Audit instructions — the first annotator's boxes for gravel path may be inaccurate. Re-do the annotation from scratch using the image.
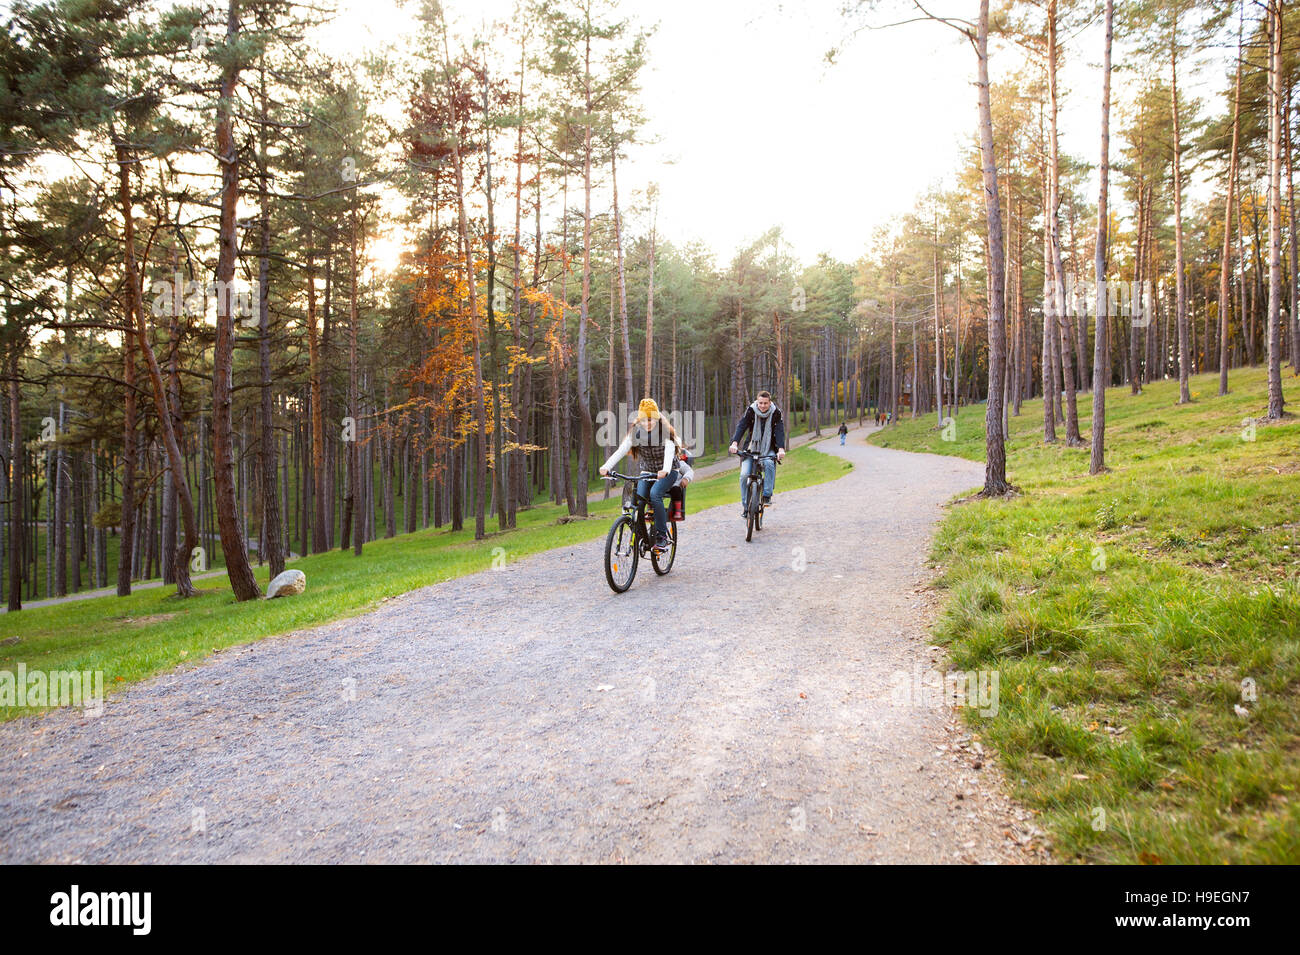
[0,432,1047,864]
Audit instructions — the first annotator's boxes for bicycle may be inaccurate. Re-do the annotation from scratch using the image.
[600,469,678,593]
[736,450,778,542]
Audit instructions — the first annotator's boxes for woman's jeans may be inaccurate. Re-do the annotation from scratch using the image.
[637,470,680,538]
[738,455,776,506]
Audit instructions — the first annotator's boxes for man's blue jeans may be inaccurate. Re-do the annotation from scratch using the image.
[637,470,679,538]
[840,433,846,444]
[739,455,775,507]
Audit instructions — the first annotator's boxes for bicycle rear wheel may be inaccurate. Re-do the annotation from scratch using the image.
[605,516,639,592]
[651,521,677,575]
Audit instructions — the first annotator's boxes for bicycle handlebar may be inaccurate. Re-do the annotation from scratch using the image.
[602,470,658,482]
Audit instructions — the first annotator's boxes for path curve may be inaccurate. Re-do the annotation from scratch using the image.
[0,433,1045,863]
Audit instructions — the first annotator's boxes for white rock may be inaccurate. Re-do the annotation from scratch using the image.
[266,569,306,598]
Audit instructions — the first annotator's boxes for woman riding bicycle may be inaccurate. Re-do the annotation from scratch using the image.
[599,398,687,551]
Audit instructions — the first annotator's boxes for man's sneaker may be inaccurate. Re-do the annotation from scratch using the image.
[762,495,772,505]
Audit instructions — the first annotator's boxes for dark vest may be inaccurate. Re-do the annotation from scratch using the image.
[632,421,675,474]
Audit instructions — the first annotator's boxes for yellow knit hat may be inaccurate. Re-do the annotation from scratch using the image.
[637,398,661,421]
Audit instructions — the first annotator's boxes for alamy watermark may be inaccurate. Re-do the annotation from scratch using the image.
[890,666,999,717]
[150,273,260,327]
[1,664,104,716]
[1050,275,1155,329]
[49,885,151,935]
[595,402,706,450]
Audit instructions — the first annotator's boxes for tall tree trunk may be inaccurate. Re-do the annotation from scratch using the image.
[909,301,917,420]
[72,447,84,594]
[115,140,138,599]
[209,0,260,600]
[1013,194,1027,413]
[573,25,595,519]
[1284,85,1294,376]
[510,40,529,525]
[558,167,576,514]
[605,261,616,489]
[1287,82,1299,376]
[733,297,745,419]
[441,21,489,536]
[346,209,361,555]
[1265,0,1286,418]
[933,210,943,426]
[976,0,1011,494]
[854,319,863,425]
[1171,11,1192,404]
[646,193,657,401]
[1237,161,1249,373]
[1008,205,1020,413]
[1090,0,1113,475]
[307,244,328,551]
[1047,0,1082,444]
[1250,191,1263,366]
[257,63,284,579]
[955,235,963,417]
[137,342,199,598]
[6,355,21,611]
[1131,172,1146,393]
[54,290,70,596]
[481,79,508,531]
[384,413,396,539]
[889,280,898,421]
[1043,199,1059,443]
[1220,11,1243,396]
[611,148,635,409]
[119,149,199,597]
[159,265,177,587]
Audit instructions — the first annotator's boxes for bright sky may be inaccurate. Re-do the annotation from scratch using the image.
[322,0,1232,268]
[622,1,979,265]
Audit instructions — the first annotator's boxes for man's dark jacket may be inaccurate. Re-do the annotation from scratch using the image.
[731,404,786,453]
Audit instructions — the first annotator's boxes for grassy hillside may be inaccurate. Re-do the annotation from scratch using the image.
[0,443,850,721]
[871,366,1300,863]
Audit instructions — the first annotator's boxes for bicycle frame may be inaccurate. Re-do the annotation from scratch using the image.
[601,468,679,592]
[604,469,659,550]
[736,450,777,541]
[737,451,777,505]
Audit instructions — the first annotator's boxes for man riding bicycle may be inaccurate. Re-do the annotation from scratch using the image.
[729,390,786,518]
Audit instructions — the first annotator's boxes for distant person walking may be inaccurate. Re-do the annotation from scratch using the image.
[838,421,848,445]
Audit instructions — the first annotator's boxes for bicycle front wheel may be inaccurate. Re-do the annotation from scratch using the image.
[605,515,639,593]
[746,484,760,542]
[651,521,677,575]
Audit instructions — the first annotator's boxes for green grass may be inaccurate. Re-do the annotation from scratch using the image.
[870,366,1300,863]
[0,442,851,720]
